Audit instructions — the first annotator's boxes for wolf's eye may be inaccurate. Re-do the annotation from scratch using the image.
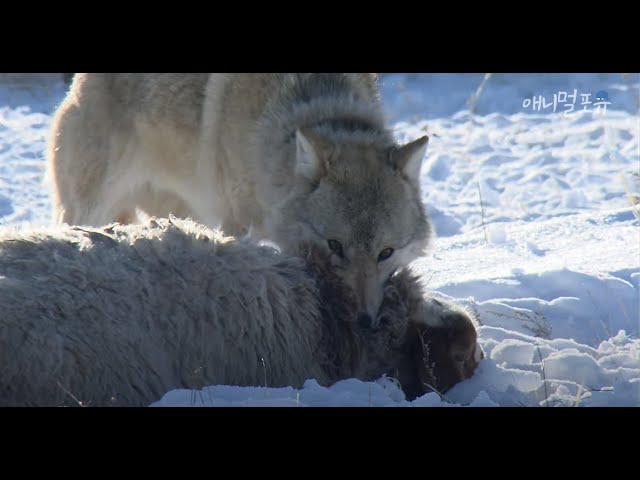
[327,239,344,258]
[378,247,394,262]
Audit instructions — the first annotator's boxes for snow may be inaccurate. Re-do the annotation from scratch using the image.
[1,72,638,407]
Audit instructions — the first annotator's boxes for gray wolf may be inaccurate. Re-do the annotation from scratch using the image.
[0,217,479,407]
[47,73,432,327]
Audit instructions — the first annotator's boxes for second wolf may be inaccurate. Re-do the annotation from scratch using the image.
[48,73,432,326]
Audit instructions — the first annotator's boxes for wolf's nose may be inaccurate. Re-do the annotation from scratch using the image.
[357,312,373,328]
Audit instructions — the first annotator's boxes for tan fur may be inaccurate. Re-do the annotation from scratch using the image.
[47,73,432,324]
[0,217,478,406]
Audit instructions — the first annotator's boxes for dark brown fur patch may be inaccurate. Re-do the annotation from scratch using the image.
[301,247,482,400]
[377,268,482,400]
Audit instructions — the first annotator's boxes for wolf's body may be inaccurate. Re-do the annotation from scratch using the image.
[0,218,479,407]
[47,73,432,324]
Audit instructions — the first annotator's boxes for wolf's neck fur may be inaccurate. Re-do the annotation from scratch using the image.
[260,74,395,149]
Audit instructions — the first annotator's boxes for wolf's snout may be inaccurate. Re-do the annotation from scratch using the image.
[357,312,373,328]
[350,268,384,329]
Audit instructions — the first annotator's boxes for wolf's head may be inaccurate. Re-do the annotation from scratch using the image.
[272,128,433,328]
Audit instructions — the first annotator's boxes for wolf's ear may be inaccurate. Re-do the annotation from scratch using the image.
[391,136,429,186]
[295,128,334,183]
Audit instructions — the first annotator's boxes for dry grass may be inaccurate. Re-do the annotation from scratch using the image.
[535,344,549,407]
[477,181,488,243]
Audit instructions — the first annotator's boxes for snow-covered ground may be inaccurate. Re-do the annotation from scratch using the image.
[1,73,638,407]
